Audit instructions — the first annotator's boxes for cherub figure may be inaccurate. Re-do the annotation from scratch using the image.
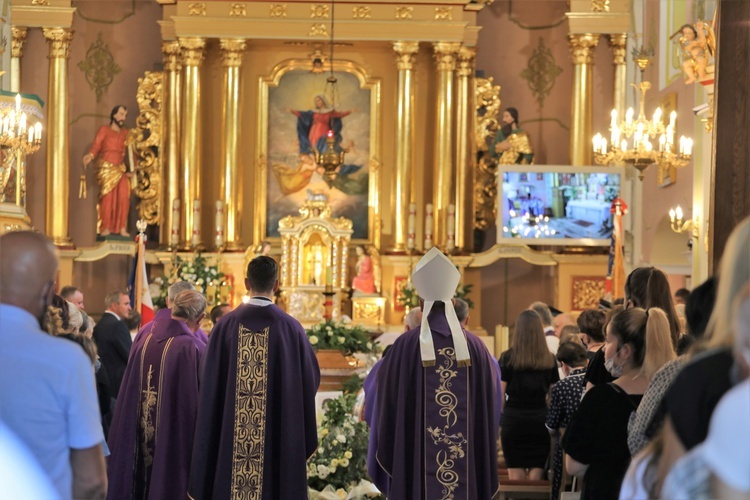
[677,22,710,84]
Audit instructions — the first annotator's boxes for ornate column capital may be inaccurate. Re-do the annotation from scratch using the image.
[457,46,477,77]
[42,28,74,59]
[607,33,627,65]
[393,41,419,71]
[162,40,182,72]
[433,42,461,72]
[11,27,28,58]
[219,38,247,67]
[568,33,599,65]
[179,37,206,67]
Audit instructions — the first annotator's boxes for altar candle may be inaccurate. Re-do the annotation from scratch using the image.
[446,204,456,251]
[407,203,416,251]
[215,200,225,248]
[170,199,180,246]
[325,265,333,286]
[192,199,201,247]
[424,203,434,250]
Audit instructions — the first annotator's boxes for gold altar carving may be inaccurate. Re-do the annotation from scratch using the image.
[395,6,414,20]
[11,27,28,59]
[434,7,452,21]
[131,71,163,225]
[474,76,501,230]
[269,4,288,17]
[352,6,372,19]
[571,276,607,311]
[188,2,206,16]
[591,0,610,13]
[310,4,329,18]
[309,23,328,37]
[229,3,247,17]
[278,200,353,323]
[352,296,386,327]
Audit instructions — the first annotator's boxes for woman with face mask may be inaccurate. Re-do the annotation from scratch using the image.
[562,307,673,500]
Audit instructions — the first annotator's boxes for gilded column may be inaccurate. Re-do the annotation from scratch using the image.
[161,40,182,248]
[608,34,627,120]
[455,46,476,253]
[219,39,246,251]
[11,27,28,93]
[392,41,419,253]
[179,37,205,248]
[568,34,599,166]
[432,42,460,248]
[43,28,74,247]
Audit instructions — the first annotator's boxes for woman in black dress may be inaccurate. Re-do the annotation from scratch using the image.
[499,310,559,480]
[563,307,669,499]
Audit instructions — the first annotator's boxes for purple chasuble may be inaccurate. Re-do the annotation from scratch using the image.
[107,313,206,500]
[363,358,390,495]
[376,310,502,499]
[188,301,320,500]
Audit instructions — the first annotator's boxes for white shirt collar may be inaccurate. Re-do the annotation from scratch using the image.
[105,310,121,321]
[247,296,273,307]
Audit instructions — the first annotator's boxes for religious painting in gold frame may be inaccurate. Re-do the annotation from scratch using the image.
[657,92,678,187]
[255,59,381,246]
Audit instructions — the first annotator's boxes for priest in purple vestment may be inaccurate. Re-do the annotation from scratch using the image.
[107,289,208,500]
[375,247,503,499]
[188,255,320,500]
[131,281,206,353]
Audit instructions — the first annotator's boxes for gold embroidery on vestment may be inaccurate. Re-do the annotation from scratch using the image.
[426,347,468,500]
[231,325,270,499]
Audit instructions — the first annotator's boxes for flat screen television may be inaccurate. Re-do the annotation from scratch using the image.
[496,165,626,246]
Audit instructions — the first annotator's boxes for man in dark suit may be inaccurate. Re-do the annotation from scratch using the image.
[93,291,132,401]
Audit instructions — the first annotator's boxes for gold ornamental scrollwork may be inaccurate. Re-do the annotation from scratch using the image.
[31,0,50,5]
[131,71,163,225]
[188,2,207,16]
[179,37,205,67]
[520,38,562,109]
[269,4,287,17]
[229,3,247,17]
[353,301,382,321]
[395,6,413,20]
[352,6,371,19]
[591,0,610,12]
[310,4,329,18]
[42,28,73,59]
[568,33,599,65]
[433,42,460,72]
[474,77,501,230]
[11,27,28,59]
[434,7,453,21]
[309,23,328,37]
[571,277,607,310]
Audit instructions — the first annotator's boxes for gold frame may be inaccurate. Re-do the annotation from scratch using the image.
[254,58,382,248]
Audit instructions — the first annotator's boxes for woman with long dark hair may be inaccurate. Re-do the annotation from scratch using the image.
[499,310,559,480]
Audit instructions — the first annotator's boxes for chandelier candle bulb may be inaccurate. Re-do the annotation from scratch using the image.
[669,111,677,128]
[676,205,683,221]
[621,139,627,151]
[19,114,26,133]
[669,208,676,222]
[659,134,666,152]
[34,123,42,144]
[14,93,20,113]
[626,108,634,125]
[28,126,34,144]
[652,107,662,126]
[192,199,201,247]
[610,109,618,127]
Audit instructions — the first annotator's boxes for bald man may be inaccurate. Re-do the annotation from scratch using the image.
[0,231,106,499]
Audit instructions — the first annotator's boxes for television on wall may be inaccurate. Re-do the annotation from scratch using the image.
[496,165,626,246]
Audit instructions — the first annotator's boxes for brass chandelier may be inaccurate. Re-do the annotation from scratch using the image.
[593,82,693,180]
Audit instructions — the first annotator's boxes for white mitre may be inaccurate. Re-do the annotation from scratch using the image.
[411,247,471,367]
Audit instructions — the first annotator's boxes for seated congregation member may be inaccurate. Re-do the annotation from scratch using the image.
[564,307,670,499]
[656,216,750,492]
[661,285,750,499]
[376,248,502,499]
[547,341,588,499]
[189,256,320,500]
[499,310,559,480]
[108,290,208,500]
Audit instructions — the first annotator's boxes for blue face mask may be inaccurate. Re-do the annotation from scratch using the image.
[604,346,624,377]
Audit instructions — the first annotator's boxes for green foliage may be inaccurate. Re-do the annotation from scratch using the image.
[306,319,380,355]
[341,374,364,395]
[397,282,475,309]
[307,393,371,492]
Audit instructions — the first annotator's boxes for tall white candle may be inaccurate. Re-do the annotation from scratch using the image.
[215,200,225,248]
[424,203,434,250]
[170,199,180,247]
[192,199,201,247]
[446,204,456,252]
[407,203,416,251]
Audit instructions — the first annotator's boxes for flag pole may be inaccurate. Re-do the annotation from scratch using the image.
[135,219,148,315]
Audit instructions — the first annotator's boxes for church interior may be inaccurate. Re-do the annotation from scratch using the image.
[2,0,750,497]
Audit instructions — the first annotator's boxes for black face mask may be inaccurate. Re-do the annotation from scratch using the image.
[36,281,54,330]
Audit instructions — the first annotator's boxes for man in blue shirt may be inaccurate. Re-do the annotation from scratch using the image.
[0,231,107,499]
